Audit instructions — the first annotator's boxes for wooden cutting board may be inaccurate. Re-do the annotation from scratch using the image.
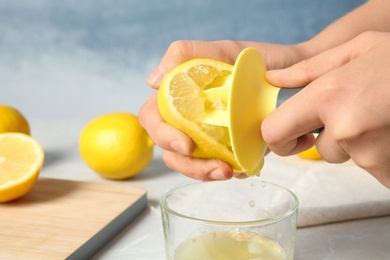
[0,178,147,260]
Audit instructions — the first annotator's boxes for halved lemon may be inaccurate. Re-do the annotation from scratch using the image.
[158,48,280,176]
[158,59,243,172]
[0,133,44,202]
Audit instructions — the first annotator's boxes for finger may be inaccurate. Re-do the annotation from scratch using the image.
[316,126,390,188]
[353,145,390,189]
[314,130,350,163]
[162,150,234,181]
[147,40,245,88]
[138,92,194,155]
[266,37,364,88]
[315,113,390,188]
[261,85,321,156]
[348,126,390,189]
[147,40,302,89]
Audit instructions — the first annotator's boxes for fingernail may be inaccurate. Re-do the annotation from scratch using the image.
[147,64,165,86]
[209,169,227,180]
[169,140,190,155]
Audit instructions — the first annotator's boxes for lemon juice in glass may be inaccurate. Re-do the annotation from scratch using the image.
[160,179,298,260]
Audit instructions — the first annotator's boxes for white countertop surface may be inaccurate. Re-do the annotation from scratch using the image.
[31,119,390,260]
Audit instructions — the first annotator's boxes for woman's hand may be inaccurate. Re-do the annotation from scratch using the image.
[264,31,390,188]
[139,40,306,181]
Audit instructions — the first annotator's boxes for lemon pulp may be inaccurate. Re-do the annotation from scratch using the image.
[158,60,244,172]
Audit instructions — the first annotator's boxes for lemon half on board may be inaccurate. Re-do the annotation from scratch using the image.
[158,48,282,176]
[0,133,44,202]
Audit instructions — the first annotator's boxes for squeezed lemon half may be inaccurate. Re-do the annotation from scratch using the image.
[158,59,244,172]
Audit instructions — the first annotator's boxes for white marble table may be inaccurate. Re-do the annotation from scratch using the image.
[30,119,390,260]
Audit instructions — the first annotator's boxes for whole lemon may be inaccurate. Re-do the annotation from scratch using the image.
[79,112,154,179]
[0,104,30,135]
[297,134,322,160]
[298,145,323,160]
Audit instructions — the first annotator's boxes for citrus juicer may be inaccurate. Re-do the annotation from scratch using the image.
[202,47,319,175]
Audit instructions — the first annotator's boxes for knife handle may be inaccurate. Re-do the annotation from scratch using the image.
[276,87,323,134]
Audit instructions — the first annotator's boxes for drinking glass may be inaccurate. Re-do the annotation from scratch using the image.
[160,178,299,260]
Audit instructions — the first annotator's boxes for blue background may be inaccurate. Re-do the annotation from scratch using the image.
[1,0,365,119]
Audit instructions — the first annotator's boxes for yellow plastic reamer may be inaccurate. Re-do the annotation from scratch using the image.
[202,48,309,175]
